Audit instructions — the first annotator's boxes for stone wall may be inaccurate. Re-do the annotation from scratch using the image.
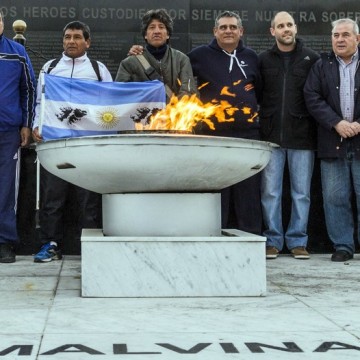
[4,0,358,254]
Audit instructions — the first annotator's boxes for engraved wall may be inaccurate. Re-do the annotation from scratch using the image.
[2,0,358,254]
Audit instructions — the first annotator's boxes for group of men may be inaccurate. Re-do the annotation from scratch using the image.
[0,8,359,264]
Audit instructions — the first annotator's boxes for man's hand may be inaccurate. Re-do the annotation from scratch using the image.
[20,127,31,147]
[334,120,360,138]
[32,127,43,143]
[128,45,144,56]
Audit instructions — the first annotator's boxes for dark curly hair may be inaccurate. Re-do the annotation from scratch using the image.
[141,9,174,40]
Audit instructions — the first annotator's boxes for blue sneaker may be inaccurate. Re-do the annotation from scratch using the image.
[34,242,62,263]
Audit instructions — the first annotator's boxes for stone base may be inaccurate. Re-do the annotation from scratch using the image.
[102,193,221,237]
[81,229,266,298]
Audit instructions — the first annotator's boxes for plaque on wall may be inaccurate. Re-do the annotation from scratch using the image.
[2,0,359,75]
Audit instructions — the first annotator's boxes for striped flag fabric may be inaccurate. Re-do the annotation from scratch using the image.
[40,74,166,140]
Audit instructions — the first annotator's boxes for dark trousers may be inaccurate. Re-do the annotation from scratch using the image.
[221,172,262,235]
[0,131,20,244]
[39,166,101,247]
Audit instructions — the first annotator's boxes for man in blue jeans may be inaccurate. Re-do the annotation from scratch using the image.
[304,18,360,262]
[259,12,319,259]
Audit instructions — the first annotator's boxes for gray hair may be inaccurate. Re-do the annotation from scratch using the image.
[214,11,242,28]
[331,18,359,35]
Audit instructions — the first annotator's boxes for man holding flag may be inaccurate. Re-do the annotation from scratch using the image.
[32,21,112,262]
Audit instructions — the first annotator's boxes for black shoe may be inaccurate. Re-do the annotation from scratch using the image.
[0,243,16,263]
[331,250,353,262]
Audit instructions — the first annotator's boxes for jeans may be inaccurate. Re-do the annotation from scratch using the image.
[261,148,314,250]
[321,150,360,254]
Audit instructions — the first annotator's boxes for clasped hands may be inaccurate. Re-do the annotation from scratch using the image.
[334,120,360,139]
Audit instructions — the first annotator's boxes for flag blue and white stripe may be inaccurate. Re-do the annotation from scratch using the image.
[41,74,166,140]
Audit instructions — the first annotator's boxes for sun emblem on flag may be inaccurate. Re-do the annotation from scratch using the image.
[96,108,120,129]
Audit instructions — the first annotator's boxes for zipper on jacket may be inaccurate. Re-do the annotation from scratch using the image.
[70,58,75,78]
[279,70,287,144]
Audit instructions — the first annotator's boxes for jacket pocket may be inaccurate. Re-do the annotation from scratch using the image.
[289,111,316,141]
[262,68,280,76]
[292,68,308,78]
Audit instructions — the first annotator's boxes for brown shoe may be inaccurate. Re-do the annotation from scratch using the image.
[266,246,279,259]
[291,247,310,260]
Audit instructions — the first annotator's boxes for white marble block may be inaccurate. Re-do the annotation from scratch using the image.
[81,229,266,298]
[102,193,221,237]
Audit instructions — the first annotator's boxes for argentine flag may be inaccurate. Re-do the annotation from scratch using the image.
[40,74,166,141]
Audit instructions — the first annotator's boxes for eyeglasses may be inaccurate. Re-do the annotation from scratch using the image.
[216,25,240,31]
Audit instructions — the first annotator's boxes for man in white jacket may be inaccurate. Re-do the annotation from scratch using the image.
[32,21,112,262]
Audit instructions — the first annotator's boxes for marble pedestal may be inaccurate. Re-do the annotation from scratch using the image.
[81,228,266,298]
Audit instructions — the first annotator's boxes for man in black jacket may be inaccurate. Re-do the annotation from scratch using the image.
[304,18,360,262]
[259,12,319,259]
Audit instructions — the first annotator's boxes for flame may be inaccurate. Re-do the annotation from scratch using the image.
[134,82,258,131]
[244,84,254,91]
[136,94,238,131]
[241,106,252,115]
[247,112,258,123]
[220,86,236,97]
[198,82,209,90]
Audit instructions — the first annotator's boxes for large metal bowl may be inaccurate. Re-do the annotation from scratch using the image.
[36,133,275,194]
